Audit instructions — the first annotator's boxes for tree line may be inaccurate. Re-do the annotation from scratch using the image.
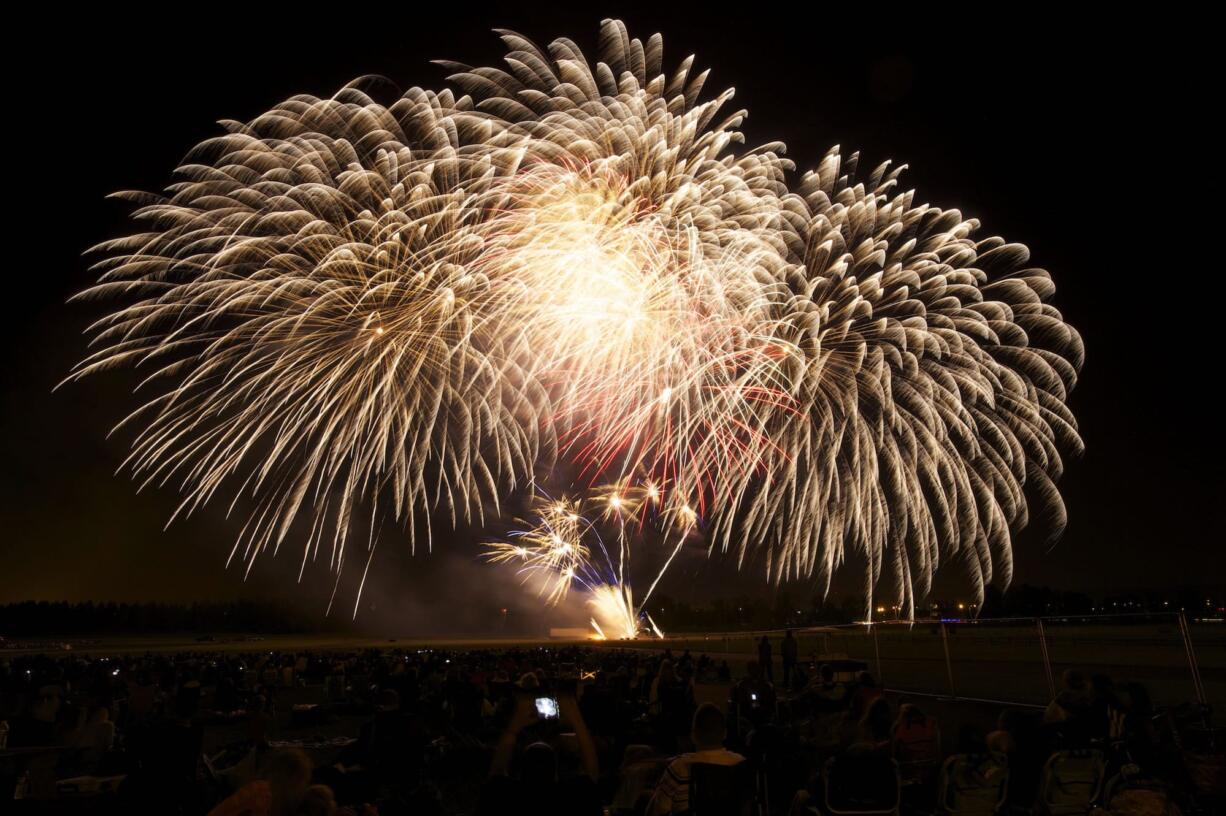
[0,600,357,636]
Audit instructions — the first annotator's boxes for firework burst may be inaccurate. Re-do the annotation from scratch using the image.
[71,19,1082,619]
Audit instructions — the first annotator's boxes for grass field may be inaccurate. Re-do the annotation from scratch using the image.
[630,620,1226,710]
[7,619,1223,711]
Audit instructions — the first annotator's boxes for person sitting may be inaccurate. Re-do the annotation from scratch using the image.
[477,684,601,816]
[648,703,746,815]
[301,784,337,816]
[852,697,893,754]
[1045,669,1091,723]
[940,727,1009,814]
[70,704,115,768]
[807,663,849,713]
[733,660,776,730]
[207,748,315,816]
[650,659,680,711]
[893,704,940,783]
[849,671,882,719]
[1044,669,1093,746]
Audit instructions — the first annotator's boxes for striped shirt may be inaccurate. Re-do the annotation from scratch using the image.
[649,749,746,814]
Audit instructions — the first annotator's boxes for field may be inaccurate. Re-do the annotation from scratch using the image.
[631,619,1226,711]
[7,619,1224,711]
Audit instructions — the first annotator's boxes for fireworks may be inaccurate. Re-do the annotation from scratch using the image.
[71,19,1082,621]
[483,486,690,637]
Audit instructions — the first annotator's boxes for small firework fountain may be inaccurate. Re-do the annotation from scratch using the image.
[484,484,690,638]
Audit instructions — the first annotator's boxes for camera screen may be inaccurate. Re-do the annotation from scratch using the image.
[534,696,559,719]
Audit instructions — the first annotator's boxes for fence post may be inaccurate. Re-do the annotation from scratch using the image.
[1036,618,1056,699]
[871,624,884,686]
[1176,612,1207,705]
[940,622,957,699]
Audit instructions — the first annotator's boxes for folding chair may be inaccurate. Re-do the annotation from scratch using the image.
[937,753,1009,815]
[690,760,758,816]
[1038,748,1105,815]
[823,753,901,815]
[1103,766,1183,816]
[895,715,942,785]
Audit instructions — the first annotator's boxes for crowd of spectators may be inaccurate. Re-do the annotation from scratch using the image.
[0,634,1220,814]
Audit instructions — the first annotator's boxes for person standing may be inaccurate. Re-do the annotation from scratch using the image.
[757,635,773,682]
[781,630,799,689]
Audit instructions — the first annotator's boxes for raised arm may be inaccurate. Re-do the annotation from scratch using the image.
[558,692,599,782]
[489,694,536,777]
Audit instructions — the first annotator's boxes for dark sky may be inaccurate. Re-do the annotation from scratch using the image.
[2,6,1221,623]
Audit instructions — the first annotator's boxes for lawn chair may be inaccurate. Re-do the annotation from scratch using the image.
[937,752,1009,815]
[1038,748,1106,815]
[823,753,901,815]
[1102,765,1183,816]
[690,760,757,816]
[895,715,942,785]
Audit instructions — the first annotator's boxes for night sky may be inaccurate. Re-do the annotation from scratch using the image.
[3,7,1220,624]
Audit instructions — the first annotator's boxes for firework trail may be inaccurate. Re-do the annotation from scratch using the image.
[70,19,1082,620]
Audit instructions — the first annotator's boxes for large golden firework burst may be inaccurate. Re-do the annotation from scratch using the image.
[70,19,1082,617]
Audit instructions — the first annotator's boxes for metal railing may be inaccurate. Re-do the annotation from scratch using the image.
[595,612,1222,711]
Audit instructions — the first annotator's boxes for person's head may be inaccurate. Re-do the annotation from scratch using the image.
[898,703,926,727]
[376,688,400,712]
[265,748,312,815]
[175,681,201,719]
[862,697,892,737]
[1123,682,1153,716]
[986,730,1013,755]
[657,659,675,681]
[957,724,987,755]
[997,707,1021,732]
[301,784,337,816]
[819,664,835,683]
[1061,669,1087,693]
[785,629,794,638]
[857,671,876,689]
[691,703,727,750]
[745,660,761,681]
[520,741,558,785]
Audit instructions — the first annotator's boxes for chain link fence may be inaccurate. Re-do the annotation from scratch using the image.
[601,612,1223,711]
